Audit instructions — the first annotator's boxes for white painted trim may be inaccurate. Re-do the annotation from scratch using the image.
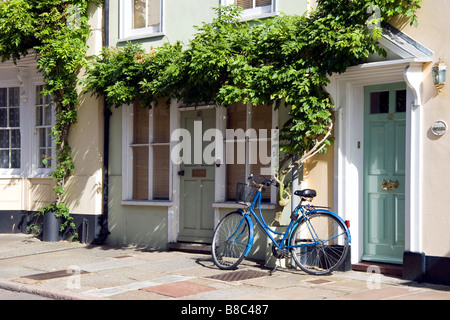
[122,200,173,206]
[220,0,276,20]
[215,106,227,203]
[148,107,154,199]
[403,63,423,253]
[168,99,180,243]
[328,60,424,264]
[121,104,134,201]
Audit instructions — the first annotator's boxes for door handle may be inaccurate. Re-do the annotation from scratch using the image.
[178,170,185,176]
[381,179,399,191]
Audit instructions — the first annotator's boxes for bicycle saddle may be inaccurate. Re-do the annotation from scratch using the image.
[294,189,317,198]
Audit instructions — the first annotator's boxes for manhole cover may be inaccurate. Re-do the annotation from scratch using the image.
[208,269,269,282]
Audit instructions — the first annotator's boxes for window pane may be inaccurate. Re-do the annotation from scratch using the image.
[44,105,52,126]
[38,128,47,148]
[9,87,19,107]
[47,128,52,146]
[226,103,247,201]
[36,106,43,127]
[0,109,6,127]
[133,146,149,199]
[10,129,20,148]
[251,104,272,136]
[396,89,406,113]
[133,0,160,30]
[256,0,271,7]
[35,85,53,169]
[11,149,20,168]
[0,150,8,168]
[252,105,271,200]
[370,91,389,114]
[9,107,20,127]
[133,0,146,29]
[0,130,8,148]
[237,0,253,9]
[226,163,245,201]
[38,149,46,168]
[152,103,170,143]
[36,85,44,105]
[227,102,246,131]
[133,103,149,144]
[0,87,21,169]
[0,89,6,107]
[147,0,160,27]
[152,145,169,200]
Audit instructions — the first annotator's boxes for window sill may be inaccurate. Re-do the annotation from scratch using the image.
[122,200,173,207]
[213,201,276,210]
[240,12,278,22]
[118,32,165,43]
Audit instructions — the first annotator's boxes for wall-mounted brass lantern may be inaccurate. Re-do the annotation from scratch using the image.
[432,59,447,91]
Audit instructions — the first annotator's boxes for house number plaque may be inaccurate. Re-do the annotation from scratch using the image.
[431,120,447,136]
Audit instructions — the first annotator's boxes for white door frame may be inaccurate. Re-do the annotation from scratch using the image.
[327,60,425,264]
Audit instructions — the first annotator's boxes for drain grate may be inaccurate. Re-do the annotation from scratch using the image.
[208,269,269,282]
[21,269,89,281]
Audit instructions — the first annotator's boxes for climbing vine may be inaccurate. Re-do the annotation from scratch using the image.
[0,0,98,239]
[84,1,421,212]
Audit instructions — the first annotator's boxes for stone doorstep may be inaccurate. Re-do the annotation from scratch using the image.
[352,261,403,277]
[167,242,211,254]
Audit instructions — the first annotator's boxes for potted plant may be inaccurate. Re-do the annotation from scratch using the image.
[27,156,78,242]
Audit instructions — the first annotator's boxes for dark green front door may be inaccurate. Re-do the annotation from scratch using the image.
[363,82,406,264]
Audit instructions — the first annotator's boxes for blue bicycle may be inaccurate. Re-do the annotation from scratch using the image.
[211,175,351,275]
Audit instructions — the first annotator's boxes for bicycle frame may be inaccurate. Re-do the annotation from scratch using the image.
[237,188,351,258]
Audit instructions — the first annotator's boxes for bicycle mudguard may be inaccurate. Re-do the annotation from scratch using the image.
[291,209,351,243]
[236,209,255,257]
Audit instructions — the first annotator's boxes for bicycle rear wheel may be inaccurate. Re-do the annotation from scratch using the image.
[290,211,349,275]
[211,211,250,270]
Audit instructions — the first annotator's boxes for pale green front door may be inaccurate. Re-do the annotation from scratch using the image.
[363,83,406,264]
[178,109,215,243]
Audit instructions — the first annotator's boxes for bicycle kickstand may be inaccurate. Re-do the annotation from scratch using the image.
[269,259,281,276]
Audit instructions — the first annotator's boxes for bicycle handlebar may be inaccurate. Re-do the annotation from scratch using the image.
[247,174,277,187]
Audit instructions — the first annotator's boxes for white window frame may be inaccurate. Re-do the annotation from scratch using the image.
[0,82,21,175]
[215,103,278,206]
[221,0,277,20]
[33,83,56,177]
[0,64,55,178]
[122,103,174,206]
[119,0,164,41]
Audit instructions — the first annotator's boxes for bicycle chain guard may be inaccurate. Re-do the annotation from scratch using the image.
[271,240,289,259]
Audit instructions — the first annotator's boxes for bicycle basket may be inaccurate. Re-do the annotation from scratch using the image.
[235,183,258,205]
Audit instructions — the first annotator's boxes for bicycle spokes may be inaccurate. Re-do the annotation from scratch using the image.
[211,212,250,270]
[290,212,349,275]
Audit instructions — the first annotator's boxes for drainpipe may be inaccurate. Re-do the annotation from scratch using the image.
[92,0,111,244]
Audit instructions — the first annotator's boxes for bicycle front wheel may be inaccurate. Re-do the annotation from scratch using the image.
[211,211,250,270]
[290,211,349,275]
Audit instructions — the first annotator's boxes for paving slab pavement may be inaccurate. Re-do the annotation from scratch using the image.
[0,233,449,303]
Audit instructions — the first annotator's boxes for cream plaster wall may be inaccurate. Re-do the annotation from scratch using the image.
[396,2,450,257]
[0,5,104,217]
